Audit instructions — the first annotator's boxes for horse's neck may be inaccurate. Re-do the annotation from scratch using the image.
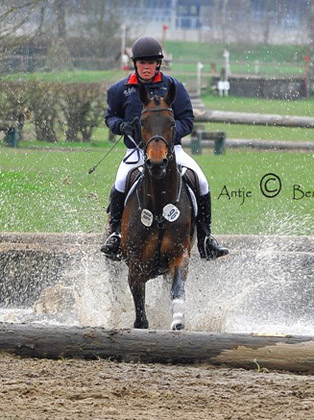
[143,160,179,211]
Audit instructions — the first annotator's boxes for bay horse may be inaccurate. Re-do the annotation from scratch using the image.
[121,81,195,330]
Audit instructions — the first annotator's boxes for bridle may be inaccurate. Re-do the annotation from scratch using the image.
[140,107,176,163]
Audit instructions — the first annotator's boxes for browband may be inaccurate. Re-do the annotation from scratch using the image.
[141,107,173,114]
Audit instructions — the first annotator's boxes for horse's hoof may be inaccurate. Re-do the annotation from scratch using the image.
[171,322,185,331]
[133,321,149,329]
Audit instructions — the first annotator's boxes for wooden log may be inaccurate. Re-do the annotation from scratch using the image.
[226,139,314,150]
[182,138,314,151]
[1,322,314,373]
[194,109,314,128]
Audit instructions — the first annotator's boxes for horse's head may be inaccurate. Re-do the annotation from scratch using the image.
[139,81,176,179]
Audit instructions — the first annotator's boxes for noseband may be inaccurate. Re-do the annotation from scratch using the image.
[140,107,176,162]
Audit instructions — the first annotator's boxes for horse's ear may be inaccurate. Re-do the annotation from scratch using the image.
[139,84,149,106]
[164,81,176,106]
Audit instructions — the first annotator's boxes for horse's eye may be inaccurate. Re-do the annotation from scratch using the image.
[140,120,144,127]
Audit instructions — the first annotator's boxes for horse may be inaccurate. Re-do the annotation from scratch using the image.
[120,81,195,330]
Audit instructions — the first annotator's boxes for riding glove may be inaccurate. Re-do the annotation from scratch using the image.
[119,117,139,137]
[119,121,134,136]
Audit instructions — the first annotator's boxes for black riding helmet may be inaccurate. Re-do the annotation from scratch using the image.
[131,36,164,61]
[131,36,164,78]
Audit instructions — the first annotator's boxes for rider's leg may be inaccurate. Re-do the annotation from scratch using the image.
[101,149,144,260]
[174,145,229,260]
[196,190,229,259]
[101,186,125,260]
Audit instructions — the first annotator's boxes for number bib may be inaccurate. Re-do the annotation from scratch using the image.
[141,209,153,227]
[162,204,180,222]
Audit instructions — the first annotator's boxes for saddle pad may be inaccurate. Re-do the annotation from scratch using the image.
[124,167,143,206]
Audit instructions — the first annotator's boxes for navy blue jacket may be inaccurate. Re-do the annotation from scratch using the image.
[105,72,194,148]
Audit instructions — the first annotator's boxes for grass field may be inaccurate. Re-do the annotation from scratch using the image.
[202,95,314,116]
[165,40,308,76]
[3,40,309,85]
[1,44,314,237]
[1,147,313,236]
[3,40,313,146]
[2,69,126,84]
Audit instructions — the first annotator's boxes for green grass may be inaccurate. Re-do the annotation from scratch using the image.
[170,61,302,76]
[202,95,314,116]
[202,123,314,142]
[165,40,309,65]
[1,69,126,84]
[165,40,308,76]
[0,148,121,233]
[1,40,308,85]
[199,151,314,235]
[1,148,313,235]
[1,49,313,236]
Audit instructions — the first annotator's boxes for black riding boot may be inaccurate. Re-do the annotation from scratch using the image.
[197,192,229,260]
[101,187,125,261]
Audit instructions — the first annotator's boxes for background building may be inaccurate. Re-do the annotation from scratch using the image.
[115,0,311,44]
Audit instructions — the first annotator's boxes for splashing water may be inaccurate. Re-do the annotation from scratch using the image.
[0,225,314,336]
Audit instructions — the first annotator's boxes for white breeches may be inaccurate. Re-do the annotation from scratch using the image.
[114,145,209,195]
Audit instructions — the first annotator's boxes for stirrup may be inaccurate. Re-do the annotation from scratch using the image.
[101,232,122,261]
[203,235,229,260]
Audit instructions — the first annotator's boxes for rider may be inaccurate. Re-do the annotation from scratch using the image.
[101,36,228,261]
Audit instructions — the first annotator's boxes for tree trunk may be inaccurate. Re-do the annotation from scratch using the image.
[55,0,66,39]
[1,323,314,374]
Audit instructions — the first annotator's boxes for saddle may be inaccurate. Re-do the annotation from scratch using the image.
[124,165,200,218]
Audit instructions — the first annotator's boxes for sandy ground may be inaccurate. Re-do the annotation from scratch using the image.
[0,353,314,420]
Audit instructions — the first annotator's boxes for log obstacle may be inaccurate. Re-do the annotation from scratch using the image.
[188,107,314,153]
[194,109,314,128]
[1,322,314,374]
[182,138,314,151]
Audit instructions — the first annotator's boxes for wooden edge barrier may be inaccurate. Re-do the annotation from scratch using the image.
[182,138,314,151]
[1,322,314,374]
[194,110,314,128]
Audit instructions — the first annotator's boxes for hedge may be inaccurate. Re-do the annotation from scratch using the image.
[0,81,107,143]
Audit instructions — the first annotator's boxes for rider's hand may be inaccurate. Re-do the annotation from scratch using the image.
[119,121,134,137]
[119,117,139,137]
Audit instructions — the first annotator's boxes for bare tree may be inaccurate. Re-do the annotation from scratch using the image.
[74,0,122,69]
[0,0,42,51]
[45,0,72,70]
[55,0,66,38]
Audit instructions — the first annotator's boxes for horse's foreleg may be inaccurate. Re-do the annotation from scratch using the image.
[170,266,186,331]
[129,275,149,329]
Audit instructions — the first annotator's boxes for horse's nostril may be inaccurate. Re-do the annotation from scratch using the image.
[162,158,168,167]
[146,159,152,169]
